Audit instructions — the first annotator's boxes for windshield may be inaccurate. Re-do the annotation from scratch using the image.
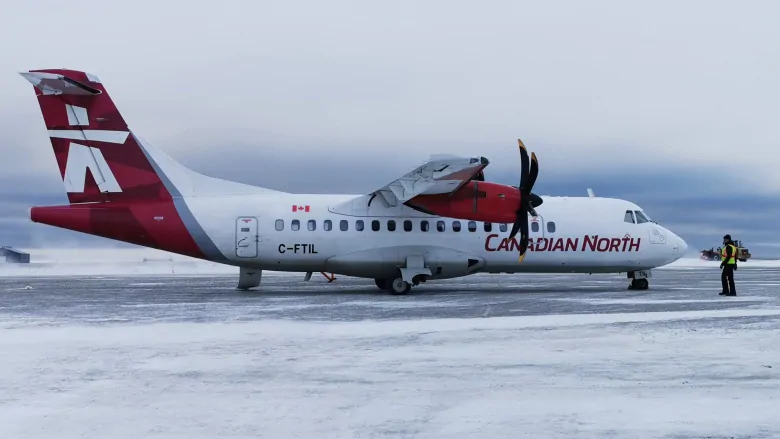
[634,210,651,224]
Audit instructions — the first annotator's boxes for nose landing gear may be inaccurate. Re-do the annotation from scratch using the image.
[627,270,651,290]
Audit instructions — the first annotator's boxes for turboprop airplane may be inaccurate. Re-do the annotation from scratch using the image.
[18,68,688,295]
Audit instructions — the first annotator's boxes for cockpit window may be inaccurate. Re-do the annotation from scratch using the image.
[634,211,650,224]
[624,210,635,224]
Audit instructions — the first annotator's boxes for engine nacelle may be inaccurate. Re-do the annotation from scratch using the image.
[405,181,521,223]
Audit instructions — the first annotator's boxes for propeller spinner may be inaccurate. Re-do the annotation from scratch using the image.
[508,139,543,262]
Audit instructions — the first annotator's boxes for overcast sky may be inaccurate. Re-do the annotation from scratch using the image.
[2,0,780,255]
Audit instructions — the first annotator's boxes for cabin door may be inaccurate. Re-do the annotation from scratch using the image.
[236,217,258,258]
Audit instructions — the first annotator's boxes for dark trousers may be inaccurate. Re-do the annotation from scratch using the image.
[721,265,736,294]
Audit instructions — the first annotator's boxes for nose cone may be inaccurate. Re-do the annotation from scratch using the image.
[667,230,688,262]
[677,235,689,255]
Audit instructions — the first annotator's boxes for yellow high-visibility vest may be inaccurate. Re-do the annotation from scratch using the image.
[721,244,737,264]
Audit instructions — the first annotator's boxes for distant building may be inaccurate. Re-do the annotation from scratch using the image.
[1,246,30,263]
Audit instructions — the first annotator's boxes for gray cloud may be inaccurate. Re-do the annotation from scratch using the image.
[3,0,780,188]
[2,0,780,257]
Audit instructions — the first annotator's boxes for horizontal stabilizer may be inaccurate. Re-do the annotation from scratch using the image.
[19,71,102,96]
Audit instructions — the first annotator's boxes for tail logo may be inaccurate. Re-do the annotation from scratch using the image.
[65,104,89,126]
[63,143,122,193]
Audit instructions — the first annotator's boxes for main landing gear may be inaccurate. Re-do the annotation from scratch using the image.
[374,257,432,295]
[375,278,412,295]
[375,277,412,295]
[375,272,428,295]
[627,270,651,290]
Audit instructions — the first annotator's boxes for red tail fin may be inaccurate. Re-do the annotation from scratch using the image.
[20,69,170,204]
[20,69,276,260]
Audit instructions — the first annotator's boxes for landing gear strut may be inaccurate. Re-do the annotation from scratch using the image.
[304,271,336,282]
[627,270,651,290]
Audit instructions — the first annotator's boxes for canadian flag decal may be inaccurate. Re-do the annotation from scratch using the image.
[292,205,310,212]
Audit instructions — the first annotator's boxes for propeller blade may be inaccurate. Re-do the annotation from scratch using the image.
[518,139,529,191]
[529,193,543,208]
[511,139,541,263]
[508,215,522,240]
[526,152,539,193]
[518,251,528,264]
[516,214,530,257]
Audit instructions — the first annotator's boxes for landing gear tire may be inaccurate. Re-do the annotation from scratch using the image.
[387,277,412,295]
[375,279,388,290]
[630,278,649,290]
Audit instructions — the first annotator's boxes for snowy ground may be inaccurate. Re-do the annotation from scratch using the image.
[2,250,780,438]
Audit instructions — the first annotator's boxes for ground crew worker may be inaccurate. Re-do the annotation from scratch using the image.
[719,234,738,296]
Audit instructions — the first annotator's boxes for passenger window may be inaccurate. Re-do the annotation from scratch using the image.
[372,220,380,231]
[324,220,332,231]
[499,223,507,233]
[484,222,492,232]
[275,219,284,231]
[468,221,476,232]
[437,220,446,232]
[356,220,364,231]
[404,220,412,231]
[387,220,396,231]
[547,221,556,233]
[634,211,649,224]
[421,220,429,232]
[307,219,316,231]
[624,210,635,224]
[291,219,300,231]
[452,221,461,232]
[531,222,539,233]
[340,220,348,231]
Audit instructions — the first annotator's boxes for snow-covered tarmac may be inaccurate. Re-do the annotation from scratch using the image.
[2,251,780,438]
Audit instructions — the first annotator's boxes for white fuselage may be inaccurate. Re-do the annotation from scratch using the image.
[182,192,688,280]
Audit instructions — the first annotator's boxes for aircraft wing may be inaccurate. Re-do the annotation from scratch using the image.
[363,154,489,207]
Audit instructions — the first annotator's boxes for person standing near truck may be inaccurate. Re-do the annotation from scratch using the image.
[719,234,738,296]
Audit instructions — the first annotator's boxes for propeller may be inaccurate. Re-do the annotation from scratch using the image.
[508,139,543,262]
